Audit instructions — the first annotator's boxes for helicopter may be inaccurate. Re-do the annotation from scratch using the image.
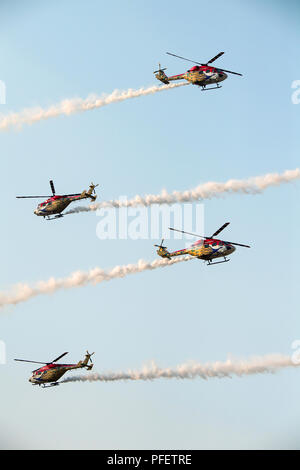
[154,51,242,91]
[14,351,94,388]
[155,222,250,265]
[16,180,99,220]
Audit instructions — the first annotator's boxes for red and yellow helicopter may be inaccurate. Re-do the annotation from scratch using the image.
[154,51,242,91]
[15,351,94,388]
[155,222,250,265]
[16,180,99,220]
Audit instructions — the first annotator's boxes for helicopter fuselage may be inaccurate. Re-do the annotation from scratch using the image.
[155,65,228,88]
[29,363,78,384]
[169,65,228,86]
[157,238,235,262]
[34,195,80,217]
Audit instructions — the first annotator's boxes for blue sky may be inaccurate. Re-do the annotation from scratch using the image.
[0,0,299,449]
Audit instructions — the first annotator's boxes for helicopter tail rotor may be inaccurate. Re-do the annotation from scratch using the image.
[154,64,169,84]
[79,351,94,370]
[85,183,99,201]
[154,239,171,259]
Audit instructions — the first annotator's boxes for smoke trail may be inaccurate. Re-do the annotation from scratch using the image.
[66,168,300,214]
[61,354,299,384]
[0,82,188,131]
[0,256,191,309]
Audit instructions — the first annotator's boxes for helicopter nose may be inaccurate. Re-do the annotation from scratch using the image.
[218,72,227,81]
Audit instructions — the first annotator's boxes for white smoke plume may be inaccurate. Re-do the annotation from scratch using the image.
[61,354,299,384]
[0,256,192,309]
[66,168,300,214]
[0,82,188,131]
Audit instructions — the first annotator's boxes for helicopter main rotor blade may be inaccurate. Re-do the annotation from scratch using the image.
[223,241,251,248]
[50,180,56,196]
[169,227,206,238]
[166,52,242,75]
[217,68,243,76]
[167,51,225,66]
[15,352,69,365]
[211,222,230,238]
[16,196,52,198]
[166,52,203,65]
[169,227,250,247]
[51,352,68,363]
[14,359,48,365]
[17,193,84,199]
[207,52,225,64]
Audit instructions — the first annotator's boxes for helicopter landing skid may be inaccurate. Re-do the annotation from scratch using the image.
[201,85,222,91]
[40,382,60,388]
[207,258,230,266]
[46,214,64,221]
